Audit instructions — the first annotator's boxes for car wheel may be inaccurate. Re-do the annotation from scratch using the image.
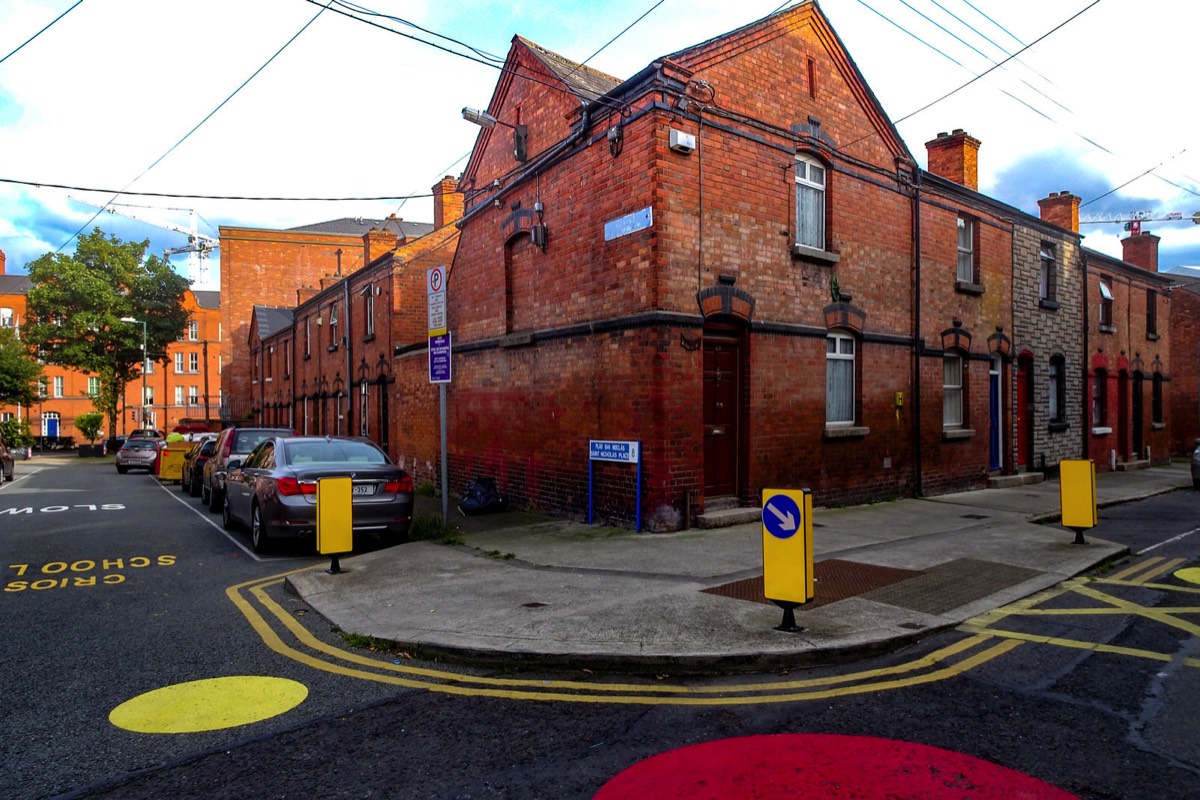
[200,481,210,504]
[3,471,12,482]
[117,466,128,474]
[180,472,191,494]
[208,486,222,513]
[189,474,201,497]
[251,504,271,554]
[221,494,237,531]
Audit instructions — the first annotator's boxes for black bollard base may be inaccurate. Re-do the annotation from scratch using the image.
[326,555,343,574]
[772,601,805,633]
[1071,528,1088,545]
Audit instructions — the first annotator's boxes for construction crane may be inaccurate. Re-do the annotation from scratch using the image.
[1080,210,1200,236]
[70,198,219,285]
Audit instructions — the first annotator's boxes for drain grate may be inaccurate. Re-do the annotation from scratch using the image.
[862,558,1040,615]
[701,559,923,609]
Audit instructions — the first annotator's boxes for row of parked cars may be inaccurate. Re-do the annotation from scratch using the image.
[117,427,415,554]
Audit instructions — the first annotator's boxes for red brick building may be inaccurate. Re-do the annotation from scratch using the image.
[219,215,434,419]
[1168,278,1200,453]
[1,251,222,440]
[247,180,463,467]
[429,3,1045,530]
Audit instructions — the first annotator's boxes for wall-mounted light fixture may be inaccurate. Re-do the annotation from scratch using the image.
[462,107,528,162]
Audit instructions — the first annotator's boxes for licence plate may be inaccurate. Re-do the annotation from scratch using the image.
[352,484,375,496]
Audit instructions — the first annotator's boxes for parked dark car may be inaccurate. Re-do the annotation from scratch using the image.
[180,434,219,496]
[222,435,414,553]
[201,426,293,512]
[0,438,14,482]
[115,439,159,473]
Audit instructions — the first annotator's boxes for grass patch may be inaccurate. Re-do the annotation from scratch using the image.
[409,512,464,545]
[483,549,515,560]
[336,630,441,662]
[415,482,441,497]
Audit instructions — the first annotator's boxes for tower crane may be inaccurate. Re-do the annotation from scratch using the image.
[1079,210,1200,236]
[69,199,219,285]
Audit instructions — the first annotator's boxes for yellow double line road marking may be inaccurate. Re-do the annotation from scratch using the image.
[228,569,1019,705]
[961,557,1200,668]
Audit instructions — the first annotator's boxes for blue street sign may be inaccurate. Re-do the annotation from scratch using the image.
[589,440,639,464]
[762,493,801,539]
[429,333,452,384]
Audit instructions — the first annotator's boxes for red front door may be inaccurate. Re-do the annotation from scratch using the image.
[703,331,741,498]
[1015,354,1031,469]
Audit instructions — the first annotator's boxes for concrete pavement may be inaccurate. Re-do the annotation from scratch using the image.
[287,464,1194,673]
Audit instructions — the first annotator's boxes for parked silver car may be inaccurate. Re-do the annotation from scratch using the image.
[222,436,414,553]
[115,439,158,473]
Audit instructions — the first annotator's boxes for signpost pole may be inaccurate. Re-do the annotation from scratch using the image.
[440,383,448,527]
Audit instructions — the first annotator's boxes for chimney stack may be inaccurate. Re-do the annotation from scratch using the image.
[364,226,400,265]
[0,249,6,275]
[1037,191,1081,233]
[1121,232,1160,272]
[432,176,464,229]
[925,129,981,191]
[297,286,318,305]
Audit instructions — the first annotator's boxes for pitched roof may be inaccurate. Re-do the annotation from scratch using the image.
[287,217,433,240]
[514,36,621,102]
[192,290,220,310]
[251,305,294,339]
[0,274,33,296]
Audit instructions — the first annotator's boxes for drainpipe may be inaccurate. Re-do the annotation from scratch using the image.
[910,166,924,496]
[344,276,353,436]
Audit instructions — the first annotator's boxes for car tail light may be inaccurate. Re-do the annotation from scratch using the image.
[277,477,316,496]
[220,434,232,458]
[383,475,413,494]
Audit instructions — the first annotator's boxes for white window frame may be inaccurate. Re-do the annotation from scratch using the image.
[794,154,826,250]
[943,354,964,428]
[187,320,198,341]
[0,307,13,327]
[1039,245,1056,301]
[188,352,199,373]
[359,379,370,437]
[174,386,184,406]
[174,352,184,374]
[87,376,100,397]
[957,217,975,283]
[188,386,199,405]
[52,376,64,398]
[825,333,855,426]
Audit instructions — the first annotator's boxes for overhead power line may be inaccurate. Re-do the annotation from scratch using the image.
[0,0,86,66]
[1,176,432,202]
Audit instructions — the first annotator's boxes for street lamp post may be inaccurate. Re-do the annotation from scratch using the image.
[120,317,148,429]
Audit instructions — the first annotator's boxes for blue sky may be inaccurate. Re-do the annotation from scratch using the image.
[2,0,1198,287]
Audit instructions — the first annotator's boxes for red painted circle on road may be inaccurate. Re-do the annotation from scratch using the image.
[594,734,1078,799]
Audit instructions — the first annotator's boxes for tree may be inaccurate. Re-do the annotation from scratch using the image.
[23,228,191,439]
[75,412,103,445]
[0,327,43,407]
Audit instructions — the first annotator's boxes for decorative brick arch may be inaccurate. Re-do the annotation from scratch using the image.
[823,302,865,335]
[940,323,973,353]
[697,284,755,323]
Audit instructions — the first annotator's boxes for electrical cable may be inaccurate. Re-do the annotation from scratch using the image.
[560,0,667,81]
[55,2,335,253]
[1,176,432,202]
[0,0,86,66]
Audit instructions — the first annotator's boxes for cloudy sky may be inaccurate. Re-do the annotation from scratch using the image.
[2,0,1198,288]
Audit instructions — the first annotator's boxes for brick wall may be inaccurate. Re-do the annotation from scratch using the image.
[1169,288,1200,453]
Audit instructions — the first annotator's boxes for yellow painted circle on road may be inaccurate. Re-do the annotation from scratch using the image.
[1175,567,1200,586]
[109,676,308,733]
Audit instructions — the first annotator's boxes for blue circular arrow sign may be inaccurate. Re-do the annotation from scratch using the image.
[763,493,801,539]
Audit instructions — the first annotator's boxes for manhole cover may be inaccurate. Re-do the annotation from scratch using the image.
[702,559,923,609]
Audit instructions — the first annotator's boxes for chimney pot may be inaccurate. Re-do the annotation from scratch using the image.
[925,129,981,191]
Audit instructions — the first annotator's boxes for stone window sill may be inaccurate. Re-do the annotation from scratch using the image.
[1039,299,1060,311]
[955,281,984,296]
[1147,332,1160,341]
[1048,421,1070,433]
[1092,426,1112,436]
[791,244,841,265]
[361,333,376,343]
[942,427,975,441]
[824,425,869,439]
[1152,422,1166,431]
[1099,324,1116,334]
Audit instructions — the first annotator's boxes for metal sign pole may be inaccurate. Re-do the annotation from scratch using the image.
[440,382,448,527]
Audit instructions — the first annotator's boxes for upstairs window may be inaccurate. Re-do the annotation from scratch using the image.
[0,307,13,327]
[1146,290,1158,336]
[174,353,184,373]
[189,352,198,373]
[1099,278,1114,328]
[1092,369,1108,426]
[188,320,199,341]
[794,154,826,250]
[52,376,63,398]
[1039,244,1057,301]
[364,287,376,337]
[88,377,100,397]
[957,217,976,283]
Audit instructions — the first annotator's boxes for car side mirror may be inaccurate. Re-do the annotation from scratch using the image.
[227,458,242,470]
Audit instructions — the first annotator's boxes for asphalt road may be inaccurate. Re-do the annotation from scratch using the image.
[3,459,1198,799]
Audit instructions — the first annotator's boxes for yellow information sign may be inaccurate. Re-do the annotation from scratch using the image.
[1059,459,1097,544]
[761,488,814,605]
[317,477,354,556]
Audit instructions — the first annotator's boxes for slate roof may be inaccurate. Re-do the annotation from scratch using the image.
[192,290,220,310]
[514,36,621,102]
[251,305,294,339]
[287,217,433,240]
[0,274,33,296]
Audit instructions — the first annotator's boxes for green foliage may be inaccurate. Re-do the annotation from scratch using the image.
[414,482,441,497]
[75,412,104,444]
[23,228,191,438]
[0,327,42,406]
[0,417,33,448]
[409,513,464,545]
